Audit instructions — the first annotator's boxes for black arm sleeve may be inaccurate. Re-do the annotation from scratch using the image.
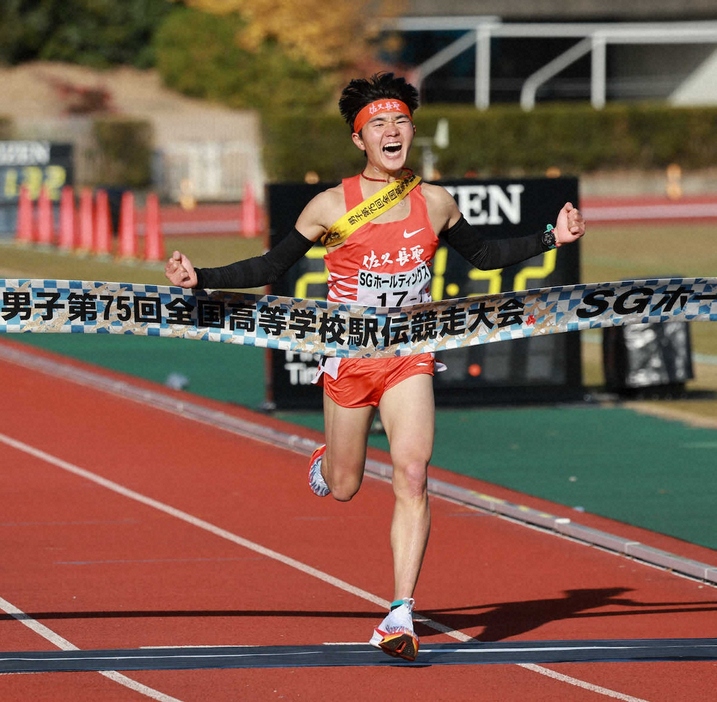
[439,215,549,270]
[195,227,314,289]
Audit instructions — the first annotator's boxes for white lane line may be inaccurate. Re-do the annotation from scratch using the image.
[1,431,650,701]
[0,431,388,610]
[0,593,182,701]
[519,663,650,701]
[2,341,715,587]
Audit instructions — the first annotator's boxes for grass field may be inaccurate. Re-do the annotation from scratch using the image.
[2,220,716,421]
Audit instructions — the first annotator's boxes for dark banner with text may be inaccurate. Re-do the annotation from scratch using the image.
[267,177,581,408]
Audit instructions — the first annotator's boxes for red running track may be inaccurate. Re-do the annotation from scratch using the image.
[1,339,716,701]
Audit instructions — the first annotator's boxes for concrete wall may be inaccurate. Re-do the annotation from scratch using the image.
[671,47,717,104]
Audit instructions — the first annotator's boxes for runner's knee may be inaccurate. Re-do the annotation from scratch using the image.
[324,458,364,502]
[392,458,428,499]
[328,473,362,502]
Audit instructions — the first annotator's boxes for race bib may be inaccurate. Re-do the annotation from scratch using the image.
[356,262,432,307]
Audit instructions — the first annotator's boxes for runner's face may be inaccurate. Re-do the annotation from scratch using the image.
[353,111,415,174]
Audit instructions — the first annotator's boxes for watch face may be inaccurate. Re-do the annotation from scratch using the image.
[543,229,556,248]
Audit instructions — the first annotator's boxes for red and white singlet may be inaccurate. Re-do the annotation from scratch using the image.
[324,175,439,307]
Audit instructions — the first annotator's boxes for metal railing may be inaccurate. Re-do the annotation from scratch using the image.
[386,17,717,110]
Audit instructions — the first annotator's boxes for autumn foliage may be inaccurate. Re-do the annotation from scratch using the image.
[155,0,404,113]
[179,0,403,72]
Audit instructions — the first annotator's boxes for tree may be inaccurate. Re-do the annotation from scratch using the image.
[154,6,337,113]
[155,0,403,114]
[179,0,402,73]
[0,0,173,68]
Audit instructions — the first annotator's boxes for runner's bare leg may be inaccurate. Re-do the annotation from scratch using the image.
[379,373,434,600]
[322,396,375,501]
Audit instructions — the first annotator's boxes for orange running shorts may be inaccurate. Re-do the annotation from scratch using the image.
[318,354,435,408]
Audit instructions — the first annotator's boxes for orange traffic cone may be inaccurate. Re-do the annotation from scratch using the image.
[36,187,54,246]
[94,189,113,256]
[117,191,137,259]
[143,192,165,262]
[58,186,76,251]
[15,186,34,245]
[239,182,261,238]
[78,187,94,253]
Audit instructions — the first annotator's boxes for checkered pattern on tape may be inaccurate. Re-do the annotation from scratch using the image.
[1,278,716,357]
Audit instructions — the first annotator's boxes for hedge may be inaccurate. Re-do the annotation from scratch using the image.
[0,116,13,140]
[0,115,153,189]
[6,101,717,190]
[90,116,153,188]
[262,102,717,183]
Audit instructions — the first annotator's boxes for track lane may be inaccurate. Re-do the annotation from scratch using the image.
[1,347,717,701]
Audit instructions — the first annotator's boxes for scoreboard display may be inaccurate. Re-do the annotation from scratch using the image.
[266,177,582,409]
[0,141,74,234]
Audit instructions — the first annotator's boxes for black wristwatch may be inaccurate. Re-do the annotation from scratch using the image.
[541,224,557,250]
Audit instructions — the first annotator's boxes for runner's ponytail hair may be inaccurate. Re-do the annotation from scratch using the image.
[339,72,420,132]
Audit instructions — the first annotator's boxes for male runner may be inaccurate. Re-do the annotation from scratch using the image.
[165,72,586,661]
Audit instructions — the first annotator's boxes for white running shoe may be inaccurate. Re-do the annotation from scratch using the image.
[308,444,330,497]
[369,598,419,661]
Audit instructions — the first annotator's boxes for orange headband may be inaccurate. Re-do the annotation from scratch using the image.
[353,100,412,134]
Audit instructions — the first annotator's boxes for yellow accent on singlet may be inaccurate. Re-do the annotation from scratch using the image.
[320,173,422,247]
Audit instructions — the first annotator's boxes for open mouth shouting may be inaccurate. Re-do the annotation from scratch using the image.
[383,141,403,156]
